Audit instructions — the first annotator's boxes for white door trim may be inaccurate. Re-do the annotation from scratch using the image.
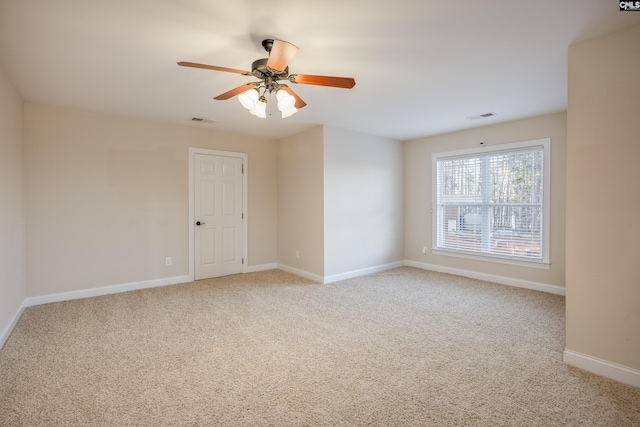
[188,147,248,282]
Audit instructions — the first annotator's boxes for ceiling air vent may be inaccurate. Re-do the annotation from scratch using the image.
[190,117,215,124]
[466,112,497,120]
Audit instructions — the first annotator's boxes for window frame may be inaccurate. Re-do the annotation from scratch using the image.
[431,138,551,269]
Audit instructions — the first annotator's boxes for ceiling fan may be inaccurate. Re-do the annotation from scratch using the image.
[178,39,356,118]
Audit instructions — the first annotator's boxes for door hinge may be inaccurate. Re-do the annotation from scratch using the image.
[242,164,244,174]
[242,213,244,219]
[242,258,244,264]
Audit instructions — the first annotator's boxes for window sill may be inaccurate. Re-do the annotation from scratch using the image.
[431,248,551,270]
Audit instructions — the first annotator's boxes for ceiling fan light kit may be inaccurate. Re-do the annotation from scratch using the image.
[250,96,268,119]
[238,88,259,110]
[178,39,356,119]
[276,89,298,118]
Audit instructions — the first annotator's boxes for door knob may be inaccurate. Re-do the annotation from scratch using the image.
[196,221,206,226]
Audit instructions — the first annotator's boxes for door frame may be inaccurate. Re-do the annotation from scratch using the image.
[188,147,248,282]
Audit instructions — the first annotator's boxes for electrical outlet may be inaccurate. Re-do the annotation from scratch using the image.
[165,257,172,266]
[295,250,300,259]
[422,246,428,254]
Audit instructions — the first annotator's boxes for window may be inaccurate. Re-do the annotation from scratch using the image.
[432,138,550,266]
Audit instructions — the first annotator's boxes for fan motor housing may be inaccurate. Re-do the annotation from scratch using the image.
[251,58,288,80]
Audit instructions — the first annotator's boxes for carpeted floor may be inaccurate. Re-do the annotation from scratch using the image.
[1,267,639,426]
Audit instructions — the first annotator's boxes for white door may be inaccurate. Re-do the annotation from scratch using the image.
[194,154,244,280]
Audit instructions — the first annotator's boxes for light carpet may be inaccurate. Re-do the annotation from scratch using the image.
[1,267,639,426]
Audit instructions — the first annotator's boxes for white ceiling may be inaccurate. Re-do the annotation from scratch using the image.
[1,1,638,141]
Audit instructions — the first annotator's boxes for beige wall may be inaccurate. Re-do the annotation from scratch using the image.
[404,112,567,288]
[24,103,278,297]
[0,64,25,341]
[277,126,325,277]
[566,24,640,370]
[324,126,403,277]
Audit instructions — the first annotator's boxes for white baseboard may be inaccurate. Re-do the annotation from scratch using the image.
[276,261,406,284]
[0,300,26,350]
[276,264,324,283]
[404,260,565,295]
[25,275,190,307]
[246,263,278,273]
[323,261,405,284]
[564,349,640,388]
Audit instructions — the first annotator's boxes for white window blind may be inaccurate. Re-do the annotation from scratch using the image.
[434,140,548,263]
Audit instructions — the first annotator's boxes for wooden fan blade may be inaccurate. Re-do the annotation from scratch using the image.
[214,83,258,100]
[281,86,307,109]
[178,61,251,76]
[266,40,299,72]
[289,74,356,89]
